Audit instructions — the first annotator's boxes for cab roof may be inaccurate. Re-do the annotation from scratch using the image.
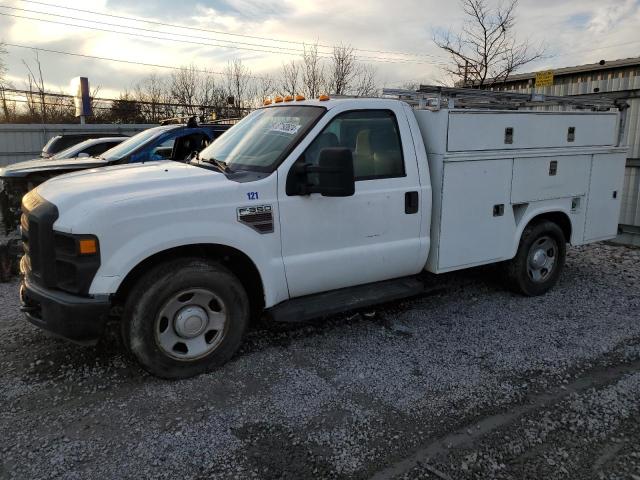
[262,97,403,111]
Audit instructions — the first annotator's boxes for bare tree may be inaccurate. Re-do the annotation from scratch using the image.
[135,73,171,122]
[170,64,200,115]
[434,0,543,87]
[326,44,378,97]
[224,58,251,115]
[252,74,275,106]
[0,41,12,121]
[301,43,325,99]
[23,52,47,122]
[354,64,378,97]
[197,69,227,120]
[327,44,358,96]
[45,89,75,122]
[280,60,300,96]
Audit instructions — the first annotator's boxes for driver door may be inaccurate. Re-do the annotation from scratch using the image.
[277,106,424,299]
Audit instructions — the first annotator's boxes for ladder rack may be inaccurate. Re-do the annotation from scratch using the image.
[381,85,627,112]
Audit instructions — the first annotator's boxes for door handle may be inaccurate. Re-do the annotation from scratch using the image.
[405,191,419,214]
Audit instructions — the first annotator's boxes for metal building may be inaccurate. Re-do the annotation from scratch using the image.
[482,57,640,244]
[0,123,154,166]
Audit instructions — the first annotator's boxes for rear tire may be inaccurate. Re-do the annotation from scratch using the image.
[506,220,566,296]
[122,258,249,379]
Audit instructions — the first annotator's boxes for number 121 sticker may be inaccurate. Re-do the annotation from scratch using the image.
[246,192,259,200]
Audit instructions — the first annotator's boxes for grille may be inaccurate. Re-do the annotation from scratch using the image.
[20,192,59,288]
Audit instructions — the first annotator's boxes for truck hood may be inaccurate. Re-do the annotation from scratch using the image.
[0,156,108,178]
[36,161,225,223]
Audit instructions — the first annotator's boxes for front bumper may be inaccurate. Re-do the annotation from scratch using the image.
[20,276,110,345]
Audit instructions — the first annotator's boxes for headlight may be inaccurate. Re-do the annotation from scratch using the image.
[53,232,101,295]
[22,189,45,213]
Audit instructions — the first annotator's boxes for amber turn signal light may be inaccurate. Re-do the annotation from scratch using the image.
[79,238,98,255]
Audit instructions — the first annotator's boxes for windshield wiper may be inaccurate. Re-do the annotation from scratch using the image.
[201,157,231,173]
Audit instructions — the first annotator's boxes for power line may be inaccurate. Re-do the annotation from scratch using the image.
[3,43,424,88]
[1,4,315,58]
[0,9,445,65]
[21,0,447,61]
[0,11,320,60]
[550,40,640,59]
[3,42,265,79]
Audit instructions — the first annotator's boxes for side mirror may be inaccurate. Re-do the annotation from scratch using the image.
[290,147,355,197]
[77,152,90,158]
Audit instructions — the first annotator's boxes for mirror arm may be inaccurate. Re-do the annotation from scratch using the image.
[296,163,342,174]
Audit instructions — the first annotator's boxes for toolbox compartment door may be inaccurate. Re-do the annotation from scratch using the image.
[584,153,627,242]
[438,159,515,270]
[511,155,591,203]
[446,112,618,152]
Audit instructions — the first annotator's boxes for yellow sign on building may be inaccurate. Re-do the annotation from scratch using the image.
[535,70,554,87]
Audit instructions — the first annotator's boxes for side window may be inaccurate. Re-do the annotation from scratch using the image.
[303,110,405,180]
[83,141,120,156]
[149,136,176,160]
[171,133,210,161]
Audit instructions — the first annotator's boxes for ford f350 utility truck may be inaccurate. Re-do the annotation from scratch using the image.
[18,88,628,378]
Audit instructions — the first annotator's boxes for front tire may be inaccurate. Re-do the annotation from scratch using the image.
[506,220,566,296]
[122,258,249,379]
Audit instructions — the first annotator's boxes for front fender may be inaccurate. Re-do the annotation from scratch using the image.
[88,219,288,308]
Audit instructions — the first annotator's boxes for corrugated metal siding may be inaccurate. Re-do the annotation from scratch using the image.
[625,97,640,159]
[621,164,640,226]
[0,124,155,166]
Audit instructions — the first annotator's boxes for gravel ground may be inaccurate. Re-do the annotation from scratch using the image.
[0,243,639,480]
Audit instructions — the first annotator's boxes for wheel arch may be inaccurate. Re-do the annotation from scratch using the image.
[527,211,572,242]
[113,243,265,320]
[510,209,573,259]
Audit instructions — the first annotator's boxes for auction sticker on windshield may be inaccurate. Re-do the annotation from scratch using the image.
[269,121,301,135]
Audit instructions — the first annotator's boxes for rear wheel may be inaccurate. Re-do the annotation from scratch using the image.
[122,258,249,379]
[506,220,566,296]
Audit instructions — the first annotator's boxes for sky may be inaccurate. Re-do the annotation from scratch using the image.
[0,0,639,99]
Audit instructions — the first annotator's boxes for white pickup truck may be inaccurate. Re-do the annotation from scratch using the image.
[19,88,628,378]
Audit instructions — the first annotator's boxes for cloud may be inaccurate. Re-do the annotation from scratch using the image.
[587,0,639,34]
[0,0,639,96]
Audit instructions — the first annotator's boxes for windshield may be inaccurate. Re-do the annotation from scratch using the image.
[41,136,59,157]
[51,139,101,160]
[198,106,325,172]
[100,127,166,161]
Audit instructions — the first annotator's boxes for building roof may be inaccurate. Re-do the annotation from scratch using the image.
[501,56,640,83]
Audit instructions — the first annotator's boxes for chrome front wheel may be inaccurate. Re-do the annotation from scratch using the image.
[155,288,229,361]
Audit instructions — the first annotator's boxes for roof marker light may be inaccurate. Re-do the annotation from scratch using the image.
[274,96,284,103]
[284,95,293,102]
[295,94,305,101]
[263,99,272,106]
[318,94,330,101]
